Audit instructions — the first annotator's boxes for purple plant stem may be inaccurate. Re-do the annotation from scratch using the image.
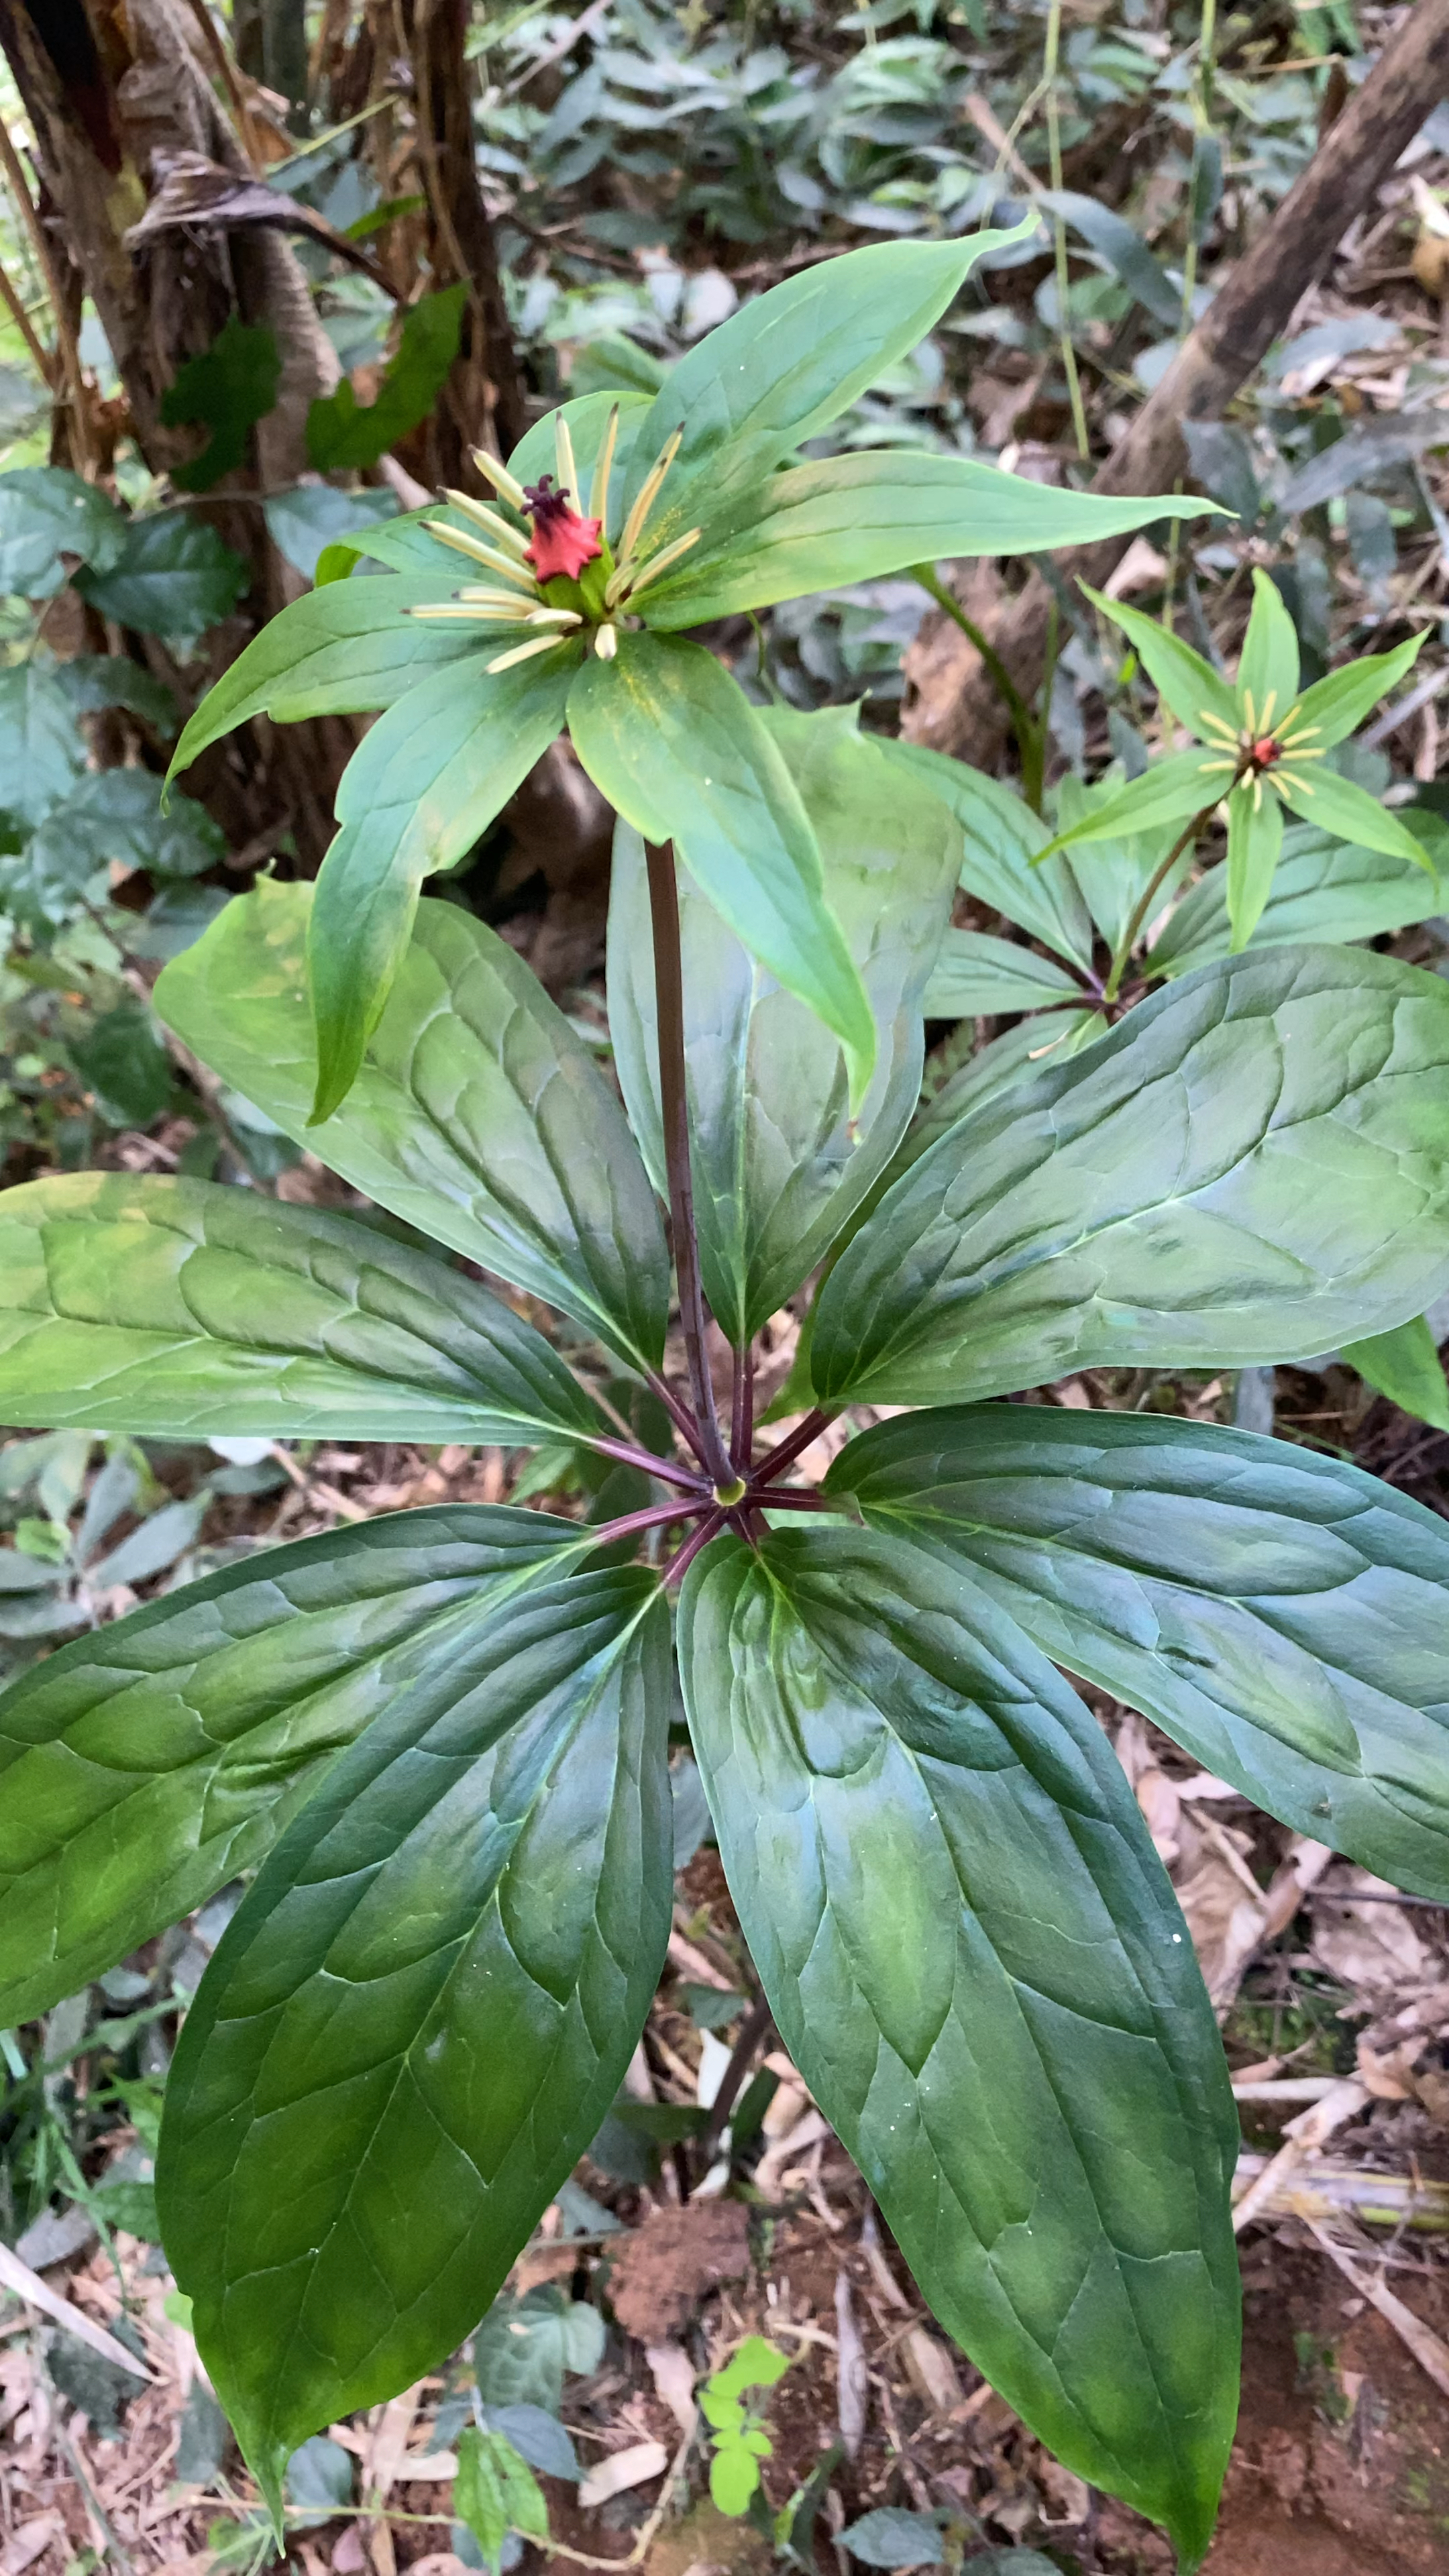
[752,1406,835,1487]
[590,1498,705,1546]
[585,1434,708,1495]
[663,1507,726,1586]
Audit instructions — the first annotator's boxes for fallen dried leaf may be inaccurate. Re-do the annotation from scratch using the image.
[578,2440,671,2509]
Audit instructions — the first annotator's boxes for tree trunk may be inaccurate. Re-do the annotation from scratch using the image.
[0,0,354,861]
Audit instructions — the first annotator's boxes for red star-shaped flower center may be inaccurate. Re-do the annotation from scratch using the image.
[523,476,603,582]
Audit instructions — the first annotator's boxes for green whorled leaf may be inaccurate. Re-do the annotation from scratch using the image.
[827,1404,1449,1898]
[1032,748,1222,861]
[164,581,494,784]
[907,1016,1106,1163]
[76,510,247,645]
[619,233,1028,541]
[641,453,1222,629]
[1225,780,1283,949]
[811,946,1449,1408]
[0,1173,602,1445]
[157,880,670,1371]
[1236,570,1299,729]
[1149,825,1444,975]
[0,1505,584,2026]
[0,467,127,598]
[1081,586,1238,743]
[885,745,1093,973]
[158,1569,672,2510]
[569,631,875,1106]
[678,1525,1238,2566]
[1278,763,1436,874]
[1287,631,1425,751]
[308,649,577,1123]
[1343,1313,1449,1436]
[607,709,959,1344]
[1055,804,1191,959]
[920,931,1085,1020]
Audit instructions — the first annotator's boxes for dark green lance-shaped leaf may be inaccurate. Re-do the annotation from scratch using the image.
[828,1405,1449,1900]
[608,708,958,1344]
[161,317,282,492]
[678,1526,1238,2566]
[158,1568,672,2511]
[888,744,1092,971]
[0,1173,601,1445]
[1343,1313,1449,1436]
[641,453,1222,630]
[0,467,127,597]
[76,510,247,645]
[0,1505,583,2026]
[309,648,576,1123]
[1035,191,1183,329]
[157,880,669,1370]
[166,580,493,782]
[307,284,467,472]
[1276,762,1435,874]
[921,931,1085,1019]
[570,632,874,1106]
[811,947,1449,1407]
[1149,824,1444,976]
[621,230,1031,541]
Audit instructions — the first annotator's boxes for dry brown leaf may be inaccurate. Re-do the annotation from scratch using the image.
[1311,1868,1436,1996]
[578,2440,670,2509]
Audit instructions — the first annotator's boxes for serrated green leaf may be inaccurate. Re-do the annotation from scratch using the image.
[0,467,127,598]
[157,879,669,1369]
[69,1000,174,1127]
[1344,1313,1449,1436]
[165,580,494,782]
[607,709,957,1342]
[308,650,576,1123]
[77,511,247,645]
[307,285,466,472]
[642,453,1221,630]
[53,655,178,734]
[0,1173,602,1445]
[0,1504,582,2027]
[920,930,1085,1018]
[33,769,225,881]
[158,1570,671,2515]
[678,1525,1238,2565]
[811,947,1449,1406]
[161,318,282,493]
[570,631,874,1107]
[828,1403,1449,1899]
[620,230,1032,542]
[0,663,89,824]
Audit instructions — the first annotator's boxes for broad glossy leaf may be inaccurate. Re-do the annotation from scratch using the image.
[1344,1313,1449,1436]
[1080,586,1238,741]
[0,1173,600,1444]
[158,1568,672,2506]
[1150,825,1444,974]
[920,931,1084,1018]
[309,649,576,1121]
[607,708,959,1342]
[621,234,1026,539]
[569,631,875,1104]
[76,510,246,644]
[906,1014,1105,1163]
[0,1506,583,2025]
[678,1525,1238,2564]
[1279,763,1435,873]
[642,453,1221,629]
[828,1405,1449,1898]
[885,744,1093,971]
[1225,780,1283,948]
[157,881,670,1370]
[812,947,1449,1407]
[166,580,484,777]
[263,486,400,582]
[0,467,127,597]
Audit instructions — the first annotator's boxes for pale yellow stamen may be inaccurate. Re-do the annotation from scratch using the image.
[608,525,703,608]
[426,522,538,590]
[1275,718,1321,747]
[486,633,570,674]
[617,427,684,568]
[1197,713,1242,749]
[555,414,578,504]
[1283,771,1315,797]
[1197,757,1236,774]
[1252,774,1263,811]
[594,622,618,660]
[442,490,531,557]
[407,602,531,623]
[1258,690,1277,730]
[524,607,582,627]
[1241,690,1256,735]
[589,405,621,528]
[471,447,529,513]
[458,584,544,610]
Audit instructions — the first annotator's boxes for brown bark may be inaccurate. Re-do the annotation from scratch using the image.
[904,0,1449,766]
[0,0,354,861]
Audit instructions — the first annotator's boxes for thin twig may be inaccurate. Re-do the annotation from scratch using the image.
[0,247,52,381]
[1102,796,1227,1004]
[699,1996,773,2161]
[0,119,93,474]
